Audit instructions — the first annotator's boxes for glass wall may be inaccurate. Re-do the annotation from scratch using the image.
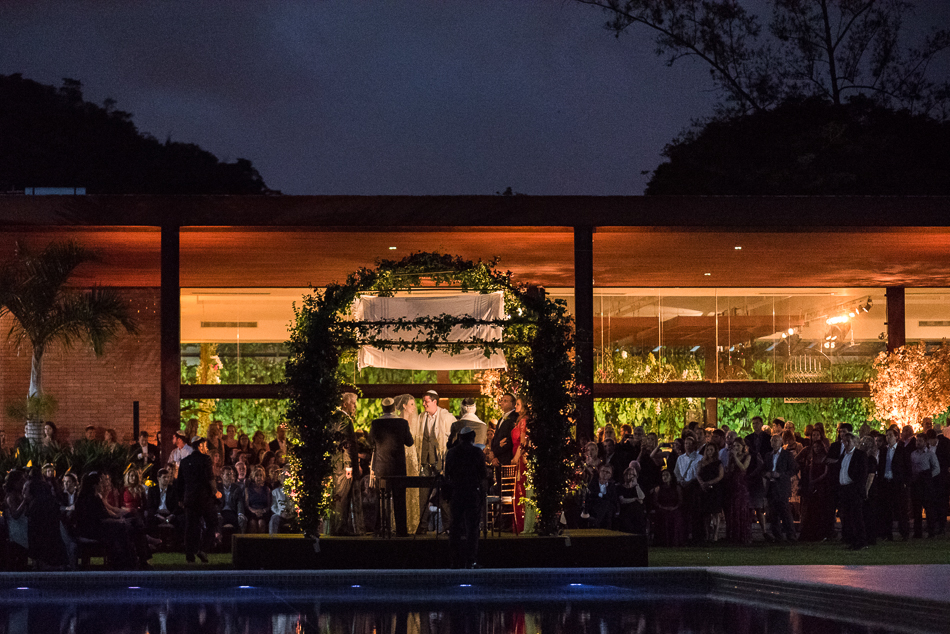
[551,288,886,384]
[906,288,950,345]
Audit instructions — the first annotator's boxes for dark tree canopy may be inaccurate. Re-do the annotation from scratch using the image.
[646,97,950,195]
[0,73,270,194]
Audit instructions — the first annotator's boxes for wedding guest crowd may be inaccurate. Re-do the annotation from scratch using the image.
[577,416,950,549]
[0,419,294,570]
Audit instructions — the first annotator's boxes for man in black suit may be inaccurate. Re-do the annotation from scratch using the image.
[744,416,772,461]
[130,431,160,476]
[145,467,181,535]
[175,437,219,563]
[369,398,414,536]
[877,427,911,540]
[269,424,288,455]
[490,393,519,465]
[764,433,800,541]
[836,431,869,550]
[444,426,488,569]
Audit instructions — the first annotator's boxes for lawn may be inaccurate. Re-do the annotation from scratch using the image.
[134,535,950,570]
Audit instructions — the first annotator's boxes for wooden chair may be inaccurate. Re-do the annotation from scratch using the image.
[486,464,518,535]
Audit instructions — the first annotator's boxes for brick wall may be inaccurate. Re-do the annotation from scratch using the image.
[0,288,161,447]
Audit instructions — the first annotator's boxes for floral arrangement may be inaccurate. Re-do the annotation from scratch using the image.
[870,342,950,431]
[284,252,578,537]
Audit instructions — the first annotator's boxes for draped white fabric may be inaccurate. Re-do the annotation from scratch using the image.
[354,292,508,370]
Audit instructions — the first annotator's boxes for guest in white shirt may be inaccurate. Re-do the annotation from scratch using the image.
[910,432,940,538]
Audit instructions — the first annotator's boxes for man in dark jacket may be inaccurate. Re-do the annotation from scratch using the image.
[370,398,414,536]
[145,467,180,535]
[764,433,800,541]
[836,432,869,550]
[490,393,519,465]
[175,436,219,563]
[877,427,911,540]
[444,426,488,569]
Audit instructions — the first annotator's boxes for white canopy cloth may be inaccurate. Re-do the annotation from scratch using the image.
[353,292,508,370]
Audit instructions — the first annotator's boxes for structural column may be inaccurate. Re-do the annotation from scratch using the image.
[574,226,595,444]
[886,286,906,353]
[160,224,181,461]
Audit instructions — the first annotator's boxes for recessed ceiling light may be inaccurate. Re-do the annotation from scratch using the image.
[704,273,711,276]
[388,247,397,250]
[734,246,742,250]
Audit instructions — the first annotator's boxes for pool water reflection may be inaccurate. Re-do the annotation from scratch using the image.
[0,598,924,634]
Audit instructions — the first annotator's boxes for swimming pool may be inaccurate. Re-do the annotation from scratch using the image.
[0,568,943,634]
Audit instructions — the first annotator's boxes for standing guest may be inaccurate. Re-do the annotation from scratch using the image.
[511,397,531,534]
[910,431,940,538]
[42,462,62,496]
[244,466,271,534]
[675,434,703,542]
[448,398,488,449]
[206,422,225,464]
[251,430,268,456]
[764,433,799,542]
[131,431,160,475]
[328,392,362,536]
[581,464,619,529]
[927,428,949,536]
[490,393,519,466]
[218,465,246,534]
[41,421,60,449]
[103,429,120,452]
[696,443,725,542]
[393,394,422,532]
[444,426,488,569]
[73,425,99,451]
[744,439,769,540]
[122,468,146,516]
[666,437,685,472]
[168,432,193,474]
[724,437,752,544]
[223,424,239,453]
[798,428,835,541]
[637,433,663,495]
[181,419,199,443]
[582,441,602,485]
[176,436,219,563]
[603,439,626,483]
[4,470,29,567]
[269,424,289,455]
[653,469,686,546]
[231,433,252,464]
[369,397,414,536]
[859,435,879,546]
[837,431,869,550]
[877,427,911,541]
[210,450,224,479]
[617,465,647,534]
[145,468,180,534]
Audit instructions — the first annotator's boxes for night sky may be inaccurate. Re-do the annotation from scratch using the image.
[1,1,948,195]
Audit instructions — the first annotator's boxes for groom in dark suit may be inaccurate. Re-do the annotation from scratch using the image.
[370,398,414,536]
[490,393,519,465]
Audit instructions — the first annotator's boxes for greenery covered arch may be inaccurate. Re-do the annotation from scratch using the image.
[285,252,577,537]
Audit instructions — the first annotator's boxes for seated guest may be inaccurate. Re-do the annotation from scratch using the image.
[581,464,619,529]
[244,465,271,533]
[234,460,248,485]
[59,472,79,520]
[217,465,247,534]
[269,424,289,455]
[269,470,294,535]
[75,471,152,570]
[103,428,120,452]
[145,468,180,533]
[25,468,69,570]
[122,468,146,516]
[72,425,99,451]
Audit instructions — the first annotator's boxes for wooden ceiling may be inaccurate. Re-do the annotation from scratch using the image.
[1,226,950,289]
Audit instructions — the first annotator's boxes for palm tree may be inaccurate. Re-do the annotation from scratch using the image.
[0,240,137,440]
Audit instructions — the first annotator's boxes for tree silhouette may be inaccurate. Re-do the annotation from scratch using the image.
[0,73,271,194]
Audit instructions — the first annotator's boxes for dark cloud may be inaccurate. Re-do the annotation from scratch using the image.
[1,1,946,195]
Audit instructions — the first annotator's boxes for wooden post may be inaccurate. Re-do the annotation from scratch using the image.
[886,287,906,353]
[160,224,181,462]
[574,226,595,444]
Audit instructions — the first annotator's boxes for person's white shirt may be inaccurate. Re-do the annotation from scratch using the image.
[675,451,700,484]
[169,444,193,466]
[839,447,855,485]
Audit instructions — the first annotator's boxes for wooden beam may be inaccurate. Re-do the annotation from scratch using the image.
[886,286,906,353]
[180,383,484,400]
[575,226,595,444]
[160,224,180,460]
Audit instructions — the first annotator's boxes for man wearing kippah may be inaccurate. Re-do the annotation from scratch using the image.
[370,397,414,536]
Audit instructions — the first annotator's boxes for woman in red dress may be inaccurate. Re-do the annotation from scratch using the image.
[512,397,531,535]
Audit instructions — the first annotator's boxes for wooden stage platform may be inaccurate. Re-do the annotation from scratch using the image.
[233,530,648,570]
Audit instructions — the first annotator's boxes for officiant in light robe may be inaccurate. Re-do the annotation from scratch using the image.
[415,390,455,475]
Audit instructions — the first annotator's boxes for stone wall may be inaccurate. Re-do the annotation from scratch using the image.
[0,288,161,447]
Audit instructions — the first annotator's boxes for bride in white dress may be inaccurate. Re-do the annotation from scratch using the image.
[394,393,421,532]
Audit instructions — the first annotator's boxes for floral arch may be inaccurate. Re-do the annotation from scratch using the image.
[284,252,577,537]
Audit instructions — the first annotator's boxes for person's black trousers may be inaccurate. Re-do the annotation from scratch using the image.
[449,491,482,568]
